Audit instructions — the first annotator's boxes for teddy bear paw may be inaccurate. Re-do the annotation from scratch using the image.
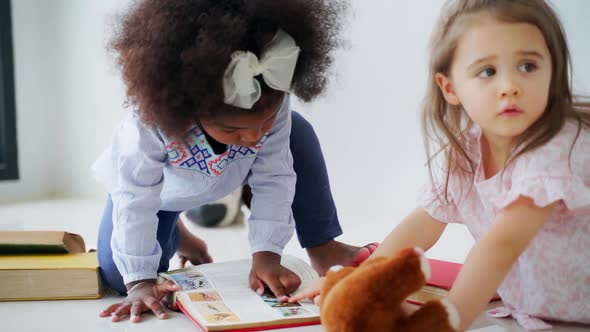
[440,298,461,331]
[329,265,344,272]
[413,247,431,280]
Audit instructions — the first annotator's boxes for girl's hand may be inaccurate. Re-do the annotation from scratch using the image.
[249,251,301,301]
[99,280,180,323]
[287,278,423,311]
[288,277,324,305]
[177,217,214,268]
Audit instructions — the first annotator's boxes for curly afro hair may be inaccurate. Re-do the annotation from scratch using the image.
[110,0,347,137]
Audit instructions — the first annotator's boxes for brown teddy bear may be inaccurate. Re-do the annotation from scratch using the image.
[320,247,460,332]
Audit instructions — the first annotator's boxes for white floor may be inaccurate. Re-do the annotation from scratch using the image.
[1,198,588,332]
[0,197,479,262]
[0,197,308,265]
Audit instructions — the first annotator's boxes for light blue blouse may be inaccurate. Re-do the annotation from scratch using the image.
[92,96,296,284]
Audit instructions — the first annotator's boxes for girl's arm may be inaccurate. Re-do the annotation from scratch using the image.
[448,196,558,331]
[372,207,448,258]
[246,97,301,298]
[107,112,167,285]
[289,207,446,302]
[247,97,296,256]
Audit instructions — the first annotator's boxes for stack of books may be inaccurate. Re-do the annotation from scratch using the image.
[0,231,104,301]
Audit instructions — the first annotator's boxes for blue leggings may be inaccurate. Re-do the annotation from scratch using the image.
[97,111,342,293]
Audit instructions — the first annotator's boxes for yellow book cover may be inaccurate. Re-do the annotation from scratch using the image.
[0,252,104,301]
[0,252,98,270]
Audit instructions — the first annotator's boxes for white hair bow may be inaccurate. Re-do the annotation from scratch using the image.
[223,29,300,109]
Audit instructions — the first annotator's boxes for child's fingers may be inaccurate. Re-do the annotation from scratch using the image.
[193,251,214,265]
[99,303,121,317]
[366,242,379,253]
[313,295,321,306]
[249,274,266,295]
[289,277,324,302]
[130,301,145,323]
[179,256,187,268]
[289,286,320,302]
[279,273,301,295]
[155,280,181,297]
[203,252,214,264]
[144,297,168,320]
[263,276,287,299]
[111,303,132,322]
[351,247,371,266]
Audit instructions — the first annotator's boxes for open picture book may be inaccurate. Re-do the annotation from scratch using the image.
[158,255,321,332]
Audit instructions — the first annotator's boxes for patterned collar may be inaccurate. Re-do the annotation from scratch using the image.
[165,126,267,176]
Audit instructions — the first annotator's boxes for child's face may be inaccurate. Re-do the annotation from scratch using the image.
[437,17,552,143]
[199,96,282,147]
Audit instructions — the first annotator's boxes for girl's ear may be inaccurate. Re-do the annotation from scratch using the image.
[435,73,461,106]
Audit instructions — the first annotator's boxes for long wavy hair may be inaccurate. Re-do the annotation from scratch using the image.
[422,0,590,202]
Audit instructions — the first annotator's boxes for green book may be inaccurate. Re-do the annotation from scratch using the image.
[0,231,86,254]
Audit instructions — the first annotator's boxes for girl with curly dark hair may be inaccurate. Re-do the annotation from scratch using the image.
[93,0,376,323]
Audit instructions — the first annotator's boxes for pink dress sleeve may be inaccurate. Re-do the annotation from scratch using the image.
[492,122,590,211]
[418,180,462,224]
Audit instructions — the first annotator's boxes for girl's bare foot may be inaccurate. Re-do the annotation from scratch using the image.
[306,241,378,276]
[176,218,213,267]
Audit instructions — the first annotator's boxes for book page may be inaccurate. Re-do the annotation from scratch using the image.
[279,255,318,282]
[192,259,252,289]
[162,255,321,328]
[178,288,319,328]
[173,255,319,290]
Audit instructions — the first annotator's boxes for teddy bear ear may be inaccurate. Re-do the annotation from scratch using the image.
[322,265,355,291]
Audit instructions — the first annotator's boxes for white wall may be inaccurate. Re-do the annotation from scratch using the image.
[0,0,127,202]
[0,0,57,201]
[48,1,129,198]
[1,0,589,258]
[293,0,590,255]
[293,1,441,223]
[558,1,590,93]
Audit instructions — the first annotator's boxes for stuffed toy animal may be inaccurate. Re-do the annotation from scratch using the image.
[320,247,460,332]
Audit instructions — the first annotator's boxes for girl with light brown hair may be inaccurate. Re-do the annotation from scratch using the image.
[293,1,590,330]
